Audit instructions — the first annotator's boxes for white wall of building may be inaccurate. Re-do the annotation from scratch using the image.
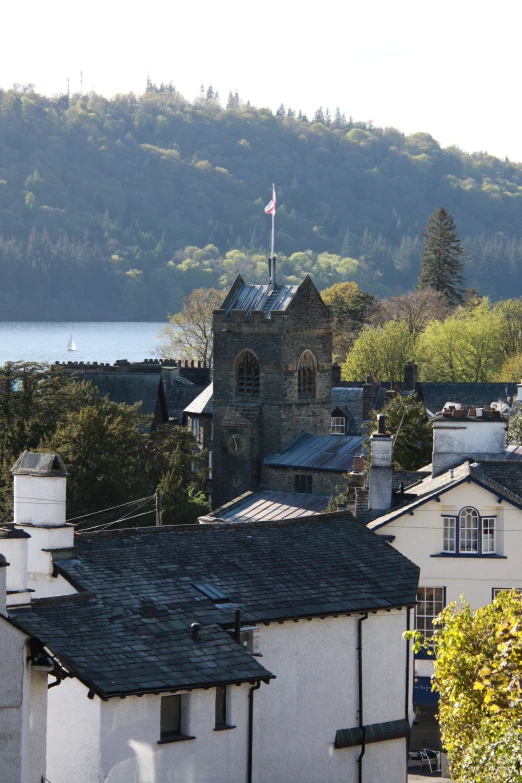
[0,619,31,783]
[432,419,506,476]
[29,669,48,783]
[47,677,101,783]
[253,613,409,783]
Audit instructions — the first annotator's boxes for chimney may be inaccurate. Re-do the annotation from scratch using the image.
[10,452,73,596]
[362,380,375,420]
[517,380,522,403]
[0,528,31,607]
[403,361,418,391]
[369,414,393,512]
[432,410,507,477]
[332,363,341,386]
[191,622,201,641]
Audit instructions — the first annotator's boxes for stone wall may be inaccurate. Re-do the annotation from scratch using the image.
[261,465,347,498]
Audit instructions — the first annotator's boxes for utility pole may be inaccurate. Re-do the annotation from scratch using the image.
[155,488,163,527]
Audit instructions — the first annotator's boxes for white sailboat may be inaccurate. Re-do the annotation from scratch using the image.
[66,334,77,351]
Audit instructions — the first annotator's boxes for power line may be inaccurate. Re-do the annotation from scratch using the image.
[78,505,157,533]
[68,495,154,523]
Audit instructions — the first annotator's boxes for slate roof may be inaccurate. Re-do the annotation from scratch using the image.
[211,490,330,523]
[224,283,298,317]
[368,459,522,530]
[264,434,366,472]
[85,373,166,418]
[10,516,419,697]
[332,388,364,421]
[184,383,213,416]
[11,451,69,478]
[421,383,517,416]
[164,384,205,423]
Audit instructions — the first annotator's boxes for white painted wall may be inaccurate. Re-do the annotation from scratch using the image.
[253,614,409,783]
[0,619,30,783]
[1,536,29,593]
[47,677,101,783]
[29,670,48,783]
[432,418,506,476]
[14,474,66,527]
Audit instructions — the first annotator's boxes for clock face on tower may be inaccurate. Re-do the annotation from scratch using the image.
[228,433,245,456]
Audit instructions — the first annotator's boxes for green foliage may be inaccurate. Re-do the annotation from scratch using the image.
[341,320,416,382]
[415,298,503,381]
[0,362,208,525]
[321,281,376,362]
[2,86,522,317]
[409,592,522,783]
[417,207,466,305]
[507,408,522,445]
[366,393,432,470]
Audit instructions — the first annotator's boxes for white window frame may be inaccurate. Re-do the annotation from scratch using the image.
[442,516,456,553]
[331,416,346,435]
[482,517,496,554]
[192,417,200,441]
[415,587,446,638]
[493,587,521,600]
[459,507,479,553]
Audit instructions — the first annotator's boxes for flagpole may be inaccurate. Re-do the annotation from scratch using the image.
[271,183,275,260]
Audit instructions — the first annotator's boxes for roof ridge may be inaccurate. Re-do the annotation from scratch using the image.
[75,513,356,540]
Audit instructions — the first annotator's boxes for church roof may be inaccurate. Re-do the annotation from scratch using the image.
[264,434,366,472]
[224,283,299,317]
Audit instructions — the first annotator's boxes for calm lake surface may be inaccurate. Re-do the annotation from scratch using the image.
[0,322,167,365]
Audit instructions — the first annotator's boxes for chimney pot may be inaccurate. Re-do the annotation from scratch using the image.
[191,622,202,641]
[377,414,386,435]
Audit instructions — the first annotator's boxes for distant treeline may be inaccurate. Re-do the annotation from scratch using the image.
[2,83,522,319]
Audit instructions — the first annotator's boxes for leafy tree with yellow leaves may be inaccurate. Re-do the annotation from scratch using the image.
[157,287,224,364]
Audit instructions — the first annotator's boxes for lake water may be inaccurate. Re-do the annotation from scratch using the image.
[0,322,168,365]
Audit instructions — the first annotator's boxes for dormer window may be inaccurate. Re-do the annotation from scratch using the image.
[236,351,260,398]
[331,417,346,435]
[297,351,316,399]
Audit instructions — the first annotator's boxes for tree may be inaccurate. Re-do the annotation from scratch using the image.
[46,400,209,523]
[312,106,325,124]
[321,281,376,363]
[416,298,503,381]
[494,298,522,360]
[367,393,431,470]
[497,353,522,382]
[276,104,286,117]
[408,591,522,783]
[0,362,98,520]
[157,287,224,364]
[373,289,450,336]
[417,207,466,305]
[342,320,416,382]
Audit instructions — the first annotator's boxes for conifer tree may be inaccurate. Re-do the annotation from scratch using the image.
[226,90,235,109]
[276,103,286,117]
[233,89,240,108]
[324,107,332,126]
[313,106,325,124]
[417,207,466,305]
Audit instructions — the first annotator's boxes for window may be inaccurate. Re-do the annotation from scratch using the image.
[331,417,346,435]
[160,695,182,740]
[442,509,496,555]
[442,517,456,553]
[215,686,227,728]
[459,507,478,553]
[415,587,445,637]
[294,474,313,493]
[297,351,316,399]
[236,351,260,397]
[192,417,200,441]
[482,518,496,554]
[493,587,522,599]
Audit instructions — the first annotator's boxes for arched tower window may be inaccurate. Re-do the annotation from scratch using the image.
[236,351,260,397]
[297,351,316,399]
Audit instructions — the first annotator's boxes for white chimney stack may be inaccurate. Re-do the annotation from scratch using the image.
[432,408,507,477]
[10,452,73,597]
[0,528,32,607]
[369,414,393,512]
[0,552,7,615]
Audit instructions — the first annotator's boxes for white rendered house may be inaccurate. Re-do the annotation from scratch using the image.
[0,450,420,783]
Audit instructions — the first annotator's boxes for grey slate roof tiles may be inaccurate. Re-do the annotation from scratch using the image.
[213,490,330,522]
[10,516,419,698]
[331,388,364,421]
[421,383,517,415]
[264,433,366,472]
[184,383,213,415]
[225,284,298,317]
[85,373,164,417]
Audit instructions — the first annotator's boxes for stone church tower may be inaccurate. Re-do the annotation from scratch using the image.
[212,273,332,507]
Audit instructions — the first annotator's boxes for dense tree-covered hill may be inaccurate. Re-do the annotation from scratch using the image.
[1,83,522,319]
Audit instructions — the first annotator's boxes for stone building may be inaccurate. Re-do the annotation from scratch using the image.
[212,274,333,507]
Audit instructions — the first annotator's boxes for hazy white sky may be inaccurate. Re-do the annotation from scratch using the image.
[2,0,521,160]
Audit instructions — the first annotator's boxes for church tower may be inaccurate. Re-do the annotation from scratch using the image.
[212,273,332,507]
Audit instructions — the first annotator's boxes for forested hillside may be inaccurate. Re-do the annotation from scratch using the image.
[2,83,522,319]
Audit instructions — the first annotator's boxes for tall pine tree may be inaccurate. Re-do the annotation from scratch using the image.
[417,207,466,305]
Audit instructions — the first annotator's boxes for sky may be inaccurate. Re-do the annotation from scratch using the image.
[2,0,521,160]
